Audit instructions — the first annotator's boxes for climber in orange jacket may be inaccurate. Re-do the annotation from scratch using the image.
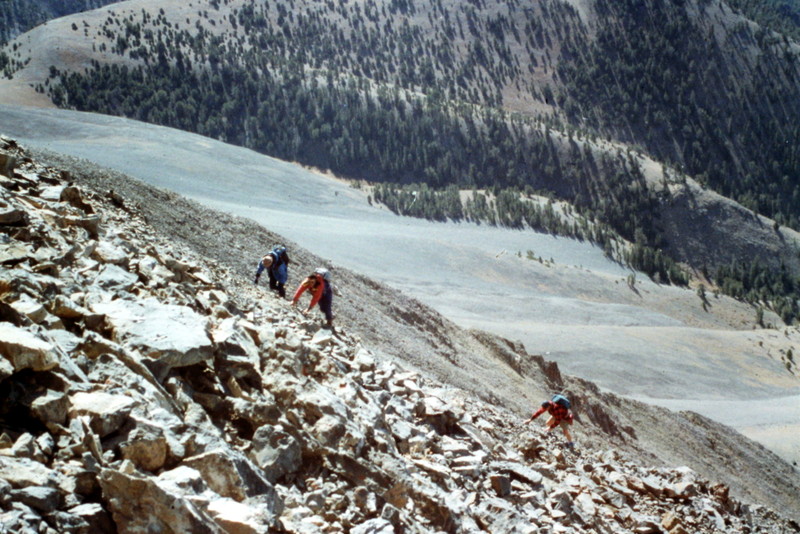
[292,268,334,330]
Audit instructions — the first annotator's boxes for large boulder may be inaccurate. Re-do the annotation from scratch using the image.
[69,503,115,533]
[10,485,61,513]
[0,457,61,489]
[30,389,70,426]
[99,468,224,534]
[91,298,213,374]
[206,498,273,534]
[92,264,138,292]
[119,425,169,472]
[0,323,59,374]
[249,425,302,484]
[182,449,275,502]
[68,391,136,438]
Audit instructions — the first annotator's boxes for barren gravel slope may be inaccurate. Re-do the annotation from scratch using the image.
[21,143,798,520]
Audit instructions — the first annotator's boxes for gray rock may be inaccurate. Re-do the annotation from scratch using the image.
[48,510,91,534]
[0,322,60,372]
[182,449,275,501]
[136,256,176,287]
[92,240,129,266]
[633,515,663,533]
[92,264,137,292]
[249,425,302,483]
[665,480,698,500]
[119,425,169,472]
[69,503,114,534]
[35,433,54,459]
[10,486,60,513]
[0,241,32,264]
[39,185,66,202]
[91,298,213,372]
[9,295,48,323]
[99,468,224,533]
[58,214,100,238]
[59,462,98,497]
[68,391,136,438]
[31,389,69,425]
[206,498,275,534]
[48,295,90,319]
[10,432,38,460]
[488,461,544,486]
[0,457,60,489]
[213,318,260,359]
[350,518,394,534]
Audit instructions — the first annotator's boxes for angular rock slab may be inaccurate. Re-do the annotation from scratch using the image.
[99,468,224,534]
[182,449,275,502]
[92,298,213,370]
[206,498,276,534]
[0,457,61,489]
[0,322,59,375]
[69,392,136,438]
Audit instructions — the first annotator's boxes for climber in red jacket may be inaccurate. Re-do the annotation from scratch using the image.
[524,397,574,447]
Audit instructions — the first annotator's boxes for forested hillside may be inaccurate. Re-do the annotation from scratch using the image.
[6,0,800,321]
[0,0,118,43]
[558,0,800,228]
[726,0,800,39]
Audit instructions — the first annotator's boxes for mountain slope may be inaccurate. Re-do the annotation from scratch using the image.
[2,104,798,470]
[0,0,119,42]
[2,134,799,525]
[3,0,800,322]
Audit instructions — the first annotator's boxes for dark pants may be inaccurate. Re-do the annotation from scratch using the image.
[268,272,286,298]
[318,283,333,324]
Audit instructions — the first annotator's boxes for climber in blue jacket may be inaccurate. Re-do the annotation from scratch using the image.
[254,245,290,298]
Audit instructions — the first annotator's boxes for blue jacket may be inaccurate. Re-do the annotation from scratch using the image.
[256,250,288,284]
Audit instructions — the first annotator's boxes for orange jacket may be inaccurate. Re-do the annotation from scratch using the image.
[292,274,324,308]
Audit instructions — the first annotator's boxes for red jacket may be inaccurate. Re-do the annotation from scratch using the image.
[531,401,573,425]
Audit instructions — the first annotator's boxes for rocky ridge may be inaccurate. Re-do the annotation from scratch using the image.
[1,137,798,533]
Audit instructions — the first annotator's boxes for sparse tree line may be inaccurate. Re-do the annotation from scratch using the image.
[0,51,13,78]
[372,182,689,286]
[715,259,800,324]
[33,0,800,322]
[725,0,800,41]
[0,0,117,43]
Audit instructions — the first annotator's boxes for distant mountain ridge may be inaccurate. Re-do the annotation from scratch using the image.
[3,0,800,321]
[0,0,117,43]
[2,134,799,534]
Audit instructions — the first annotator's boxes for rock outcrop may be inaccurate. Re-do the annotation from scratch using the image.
[1,136,798,533]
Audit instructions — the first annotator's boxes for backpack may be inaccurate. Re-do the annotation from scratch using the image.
[552,394,571,410]
[314,267,331,283]
[271,245,287,265]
